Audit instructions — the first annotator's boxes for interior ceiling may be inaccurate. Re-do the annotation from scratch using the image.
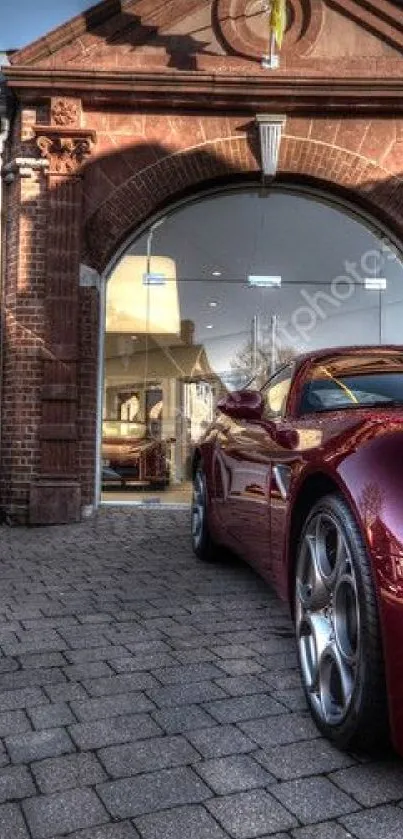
[104,188,403,370]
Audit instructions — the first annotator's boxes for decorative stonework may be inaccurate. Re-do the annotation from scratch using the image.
[215,0,323,59]
[50,98,80,127]
[33,126,96,174]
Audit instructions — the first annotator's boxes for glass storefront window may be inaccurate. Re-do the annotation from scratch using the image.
[101,187,403,505]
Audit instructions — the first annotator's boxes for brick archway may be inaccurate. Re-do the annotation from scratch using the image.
[84,122,403,273]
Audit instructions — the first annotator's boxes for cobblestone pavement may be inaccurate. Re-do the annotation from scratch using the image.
[0,507,401,839]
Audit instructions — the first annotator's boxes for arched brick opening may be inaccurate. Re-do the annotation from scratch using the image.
[83,128,403,273]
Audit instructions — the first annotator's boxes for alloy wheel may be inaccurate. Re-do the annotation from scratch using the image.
[295,511,360,727]
[191,469,205,550]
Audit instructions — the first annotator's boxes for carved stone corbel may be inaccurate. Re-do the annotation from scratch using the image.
[33,125,96,175]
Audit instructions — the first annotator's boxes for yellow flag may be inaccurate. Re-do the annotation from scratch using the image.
[270,0,287,49]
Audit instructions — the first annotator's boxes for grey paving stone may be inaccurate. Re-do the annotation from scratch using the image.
[77,613,113,624]
[170,649,219,665]
[97,766,211,818]
[239,713,320,748]
[67,824,139,839]
[0,765,35,802]
[206,789,298,838]
[63,662,114,681]
[271,688,308,712]
[99,735,199,778]
[330,761,403,806]
[195,754,275,794]
[27,702,76,729]
[152,704,216,734]
[43,682,89,703]
[1,639,67,658]
[152,663,224,685]
[340,804,403,838]
[292,824,357,839]
[0,669,66,692]
[0,687,48,712]
[214,675,269,697]
[187,725,257,758]
[111,653,179,673]
[71,692,155,722]
[169,636,220,651]
[249,639,295,655]
[210,659,264,676]
[22,787,108,839]
[32,752,107,794]
[0,710,31,737]
[17,652,67,669]
[210,644,258,659]
[0,802,30,838]
[0,659,19,675]
[203,694,285,724]
[0,749,9,771]
[123,640,171,655]
[271,777,359,824]
[58,630,110,650]
[5,728,74,763]
[259,669,303,690]
[83,673,159,697]
[69,713,162,750]
[259,652,299,670]
[255,739,355,780]
[135,804,227,838]
[64,645,128,664]
[149,681,226,708]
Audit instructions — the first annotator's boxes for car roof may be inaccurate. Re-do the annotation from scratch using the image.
[293,344,403,370]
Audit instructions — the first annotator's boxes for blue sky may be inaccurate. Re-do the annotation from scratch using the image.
[2,1,94,50]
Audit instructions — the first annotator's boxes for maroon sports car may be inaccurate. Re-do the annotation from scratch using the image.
[191,345,403,755]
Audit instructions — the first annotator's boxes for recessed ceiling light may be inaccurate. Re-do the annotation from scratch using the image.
[206,324,214,329]
[248,275,282,288]
[212,271,222,277]
[364,278,387,290]
[209,300,218,307]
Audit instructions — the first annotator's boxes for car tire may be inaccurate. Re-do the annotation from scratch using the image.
[191,464,218,562]
[294,492,389,751]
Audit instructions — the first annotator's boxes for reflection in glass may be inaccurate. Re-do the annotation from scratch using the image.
[101,188,403,505]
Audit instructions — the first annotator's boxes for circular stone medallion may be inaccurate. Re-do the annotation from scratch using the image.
[215,0,323,60]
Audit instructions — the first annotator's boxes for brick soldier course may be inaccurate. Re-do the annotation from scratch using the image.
[1,0,403,523]
[0,508,399,837]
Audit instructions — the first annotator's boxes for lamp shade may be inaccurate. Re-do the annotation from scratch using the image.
[106,255,180,335]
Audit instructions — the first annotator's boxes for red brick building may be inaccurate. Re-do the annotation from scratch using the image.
[1,0,403,524]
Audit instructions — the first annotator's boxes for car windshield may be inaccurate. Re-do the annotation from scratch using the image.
[299,353,403,414]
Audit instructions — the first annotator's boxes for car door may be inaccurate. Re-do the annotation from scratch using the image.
[217,366,294,572]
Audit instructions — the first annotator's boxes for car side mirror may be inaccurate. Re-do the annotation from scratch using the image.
[217,390,263,421]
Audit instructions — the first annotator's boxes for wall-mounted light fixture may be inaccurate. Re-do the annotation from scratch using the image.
[256,114,286,178]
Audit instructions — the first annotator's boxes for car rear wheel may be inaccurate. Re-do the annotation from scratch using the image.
[191,464,217,562]
[295,493,388,751]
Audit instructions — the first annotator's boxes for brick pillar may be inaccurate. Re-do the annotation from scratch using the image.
[1,109,50,523]
[26,99,96,524]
